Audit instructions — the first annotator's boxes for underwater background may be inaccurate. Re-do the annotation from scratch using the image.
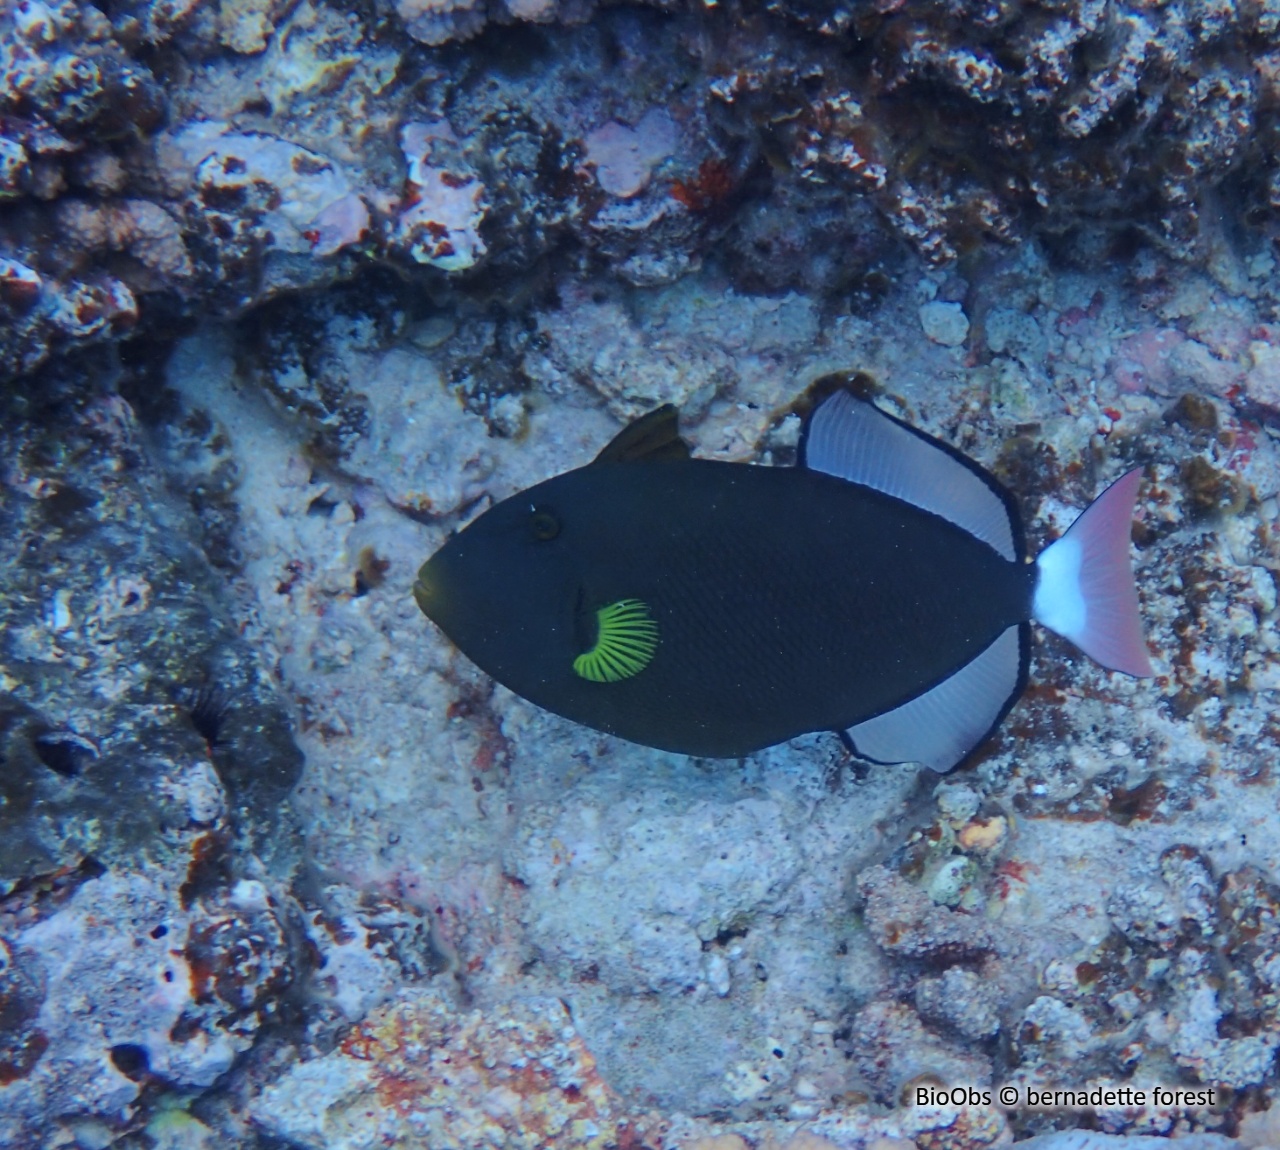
[4,1,1280,1147]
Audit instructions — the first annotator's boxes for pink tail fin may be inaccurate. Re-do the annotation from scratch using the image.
[1031,468,1154,676]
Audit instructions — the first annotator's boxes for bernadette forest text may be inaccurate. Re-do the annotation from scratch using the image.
[914,1085,1219,1110]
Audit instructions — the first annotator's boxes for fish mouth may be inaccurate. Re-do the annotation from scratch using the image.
[412,559,440,621]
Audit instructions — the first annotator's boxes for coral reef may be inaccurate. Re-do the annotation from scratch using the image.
[11,224,1280,1142]
[7,0,1280,376]
[6,0,1280,1144]
[1,868,299,1145]
[250,986,666,1149]
[67,230,1265,1146]
[0,354,307,1144]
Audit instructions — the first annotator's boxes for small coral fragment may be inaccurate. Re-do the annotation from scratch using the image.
[919,301,970,348]
[396,121,487,271]
[584,109,679,199]
[857,864,995,963]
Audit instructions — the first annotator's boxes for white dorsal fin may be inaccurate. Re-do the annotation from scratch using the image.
[844,624,1026,772]
[803,391,1019,561]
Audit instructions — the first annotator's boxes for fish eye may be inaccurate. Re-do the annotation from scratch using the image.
[529,507,561,541]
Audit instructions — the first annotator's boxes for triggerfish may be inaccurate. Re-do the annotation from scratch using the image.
[414,391,1153,771]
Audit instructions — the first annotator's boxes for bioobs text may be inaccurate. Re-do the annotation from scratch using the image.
[914,1087,994,1106]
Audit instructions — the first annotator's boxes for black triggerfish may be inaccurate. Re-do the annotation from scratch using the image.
[414,391,1153,771]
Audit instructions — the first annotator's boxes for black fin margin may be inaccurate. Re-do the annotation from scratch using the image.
[594,405,691,464]
[798,393,1029,563]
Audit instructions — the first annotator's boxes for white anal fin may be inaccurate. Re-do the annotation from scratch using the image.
[844,624,1027,773]
[803,390,1020,561]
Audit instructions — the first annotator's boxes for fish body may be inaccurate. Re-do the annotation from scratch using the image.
[416,392,1152,769]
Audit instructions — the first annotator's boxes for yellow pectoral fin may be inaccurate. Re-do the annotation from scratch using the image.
[573,599,659,683]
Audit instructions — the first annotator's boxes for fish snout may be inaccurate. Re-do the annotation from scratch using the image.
[412,557,443,622]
